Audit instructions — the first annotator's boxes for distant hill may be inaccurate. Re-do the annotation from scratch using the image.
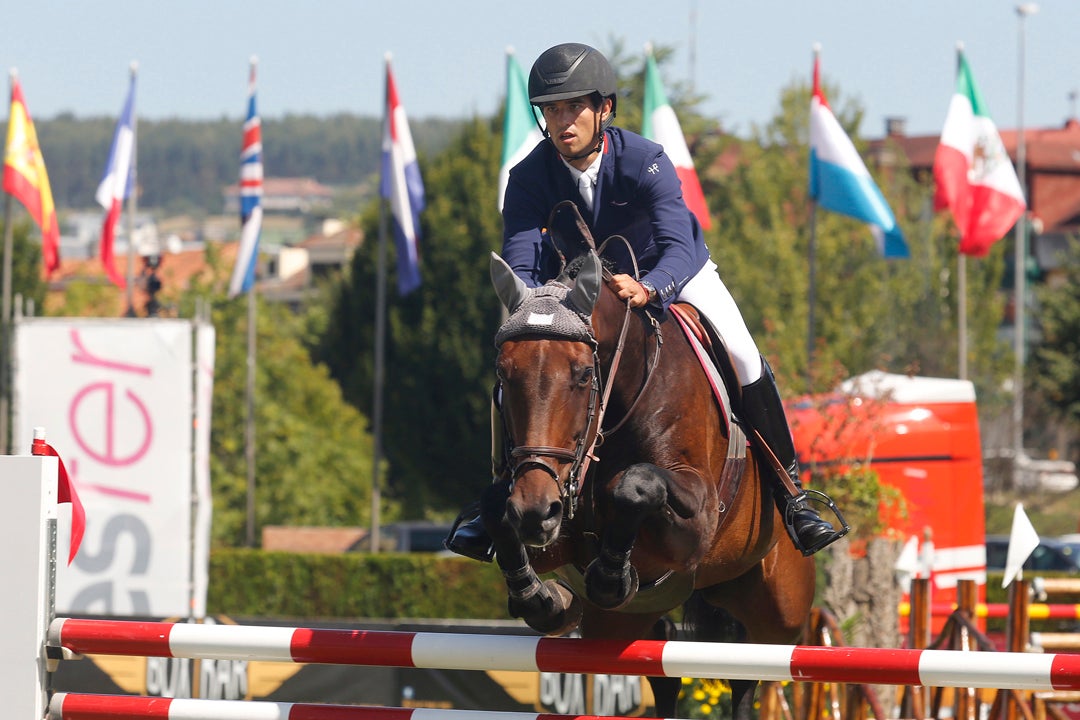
[36,113,466,216]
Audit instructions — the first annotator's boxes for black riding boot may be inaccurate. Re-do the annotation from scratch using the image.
[741,358,847,556]
[444,395,503,562]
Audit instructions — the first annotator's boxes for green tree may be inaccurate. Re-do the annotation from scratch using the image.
[201,292,386,547]
[0,217,48,314]
[1030,236,1080,455]
[318,116,504,514]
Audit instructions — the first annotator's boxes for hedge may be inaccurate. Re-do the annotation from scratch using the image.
[207,550,509,620]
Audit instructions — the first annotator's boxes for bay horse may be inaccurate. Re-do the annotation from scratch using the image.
[479,247,817,718]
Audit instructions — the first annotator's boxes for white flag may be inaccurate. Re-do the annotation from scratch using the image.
[1002,503,1040,588]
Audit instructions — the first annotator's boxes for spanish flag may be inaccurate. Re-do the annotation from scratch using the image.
[3,73,60,275]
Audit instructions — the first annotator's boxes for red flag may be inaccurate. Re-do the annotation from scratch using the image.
[31,432,85,565]
[3,75,60,274]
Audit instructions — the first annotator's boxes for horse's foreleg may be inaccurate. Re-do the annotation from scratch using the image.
[481,483,582,636]
[731,679,759,720]
[585,463,668,609]
[645,616,682,718]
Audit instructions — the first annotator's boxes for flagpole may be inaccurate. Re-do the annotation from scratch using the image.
[806,45,820,392]
[951,45,969,382]
[227,55,263,547]
[245,266,256,546]
[958,254,967,379]
[807,201,817,391]
[370,54,391,555]
[1013,4,1036,485]
[125,61,138,316]
[0,70,14,454]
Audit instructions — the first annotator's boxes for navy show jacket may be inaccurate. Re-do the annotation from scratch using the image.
[501,127,709,307]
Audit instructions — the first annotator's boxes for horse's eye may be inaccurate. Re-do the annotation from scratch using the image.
[577,367,594,387]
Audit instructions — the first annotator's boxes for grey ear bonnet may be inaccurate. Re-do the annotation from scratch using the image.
[490,251,600,347]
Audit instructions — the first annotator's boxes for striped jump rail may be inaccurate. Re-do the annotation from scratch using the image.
[898,602,1080,620]
[48,693,669,720]
[48,617,1080,690]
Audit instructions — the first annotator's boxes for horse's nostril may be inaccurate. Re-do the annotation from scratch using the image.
[547,501,562,523]
[505,500,523,526]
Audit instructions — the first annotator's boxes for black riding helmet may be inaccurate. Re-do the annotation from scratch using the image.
[528,43,617,158]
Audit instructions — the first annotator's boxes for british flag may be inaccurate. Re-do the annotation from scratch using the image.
[229,57,263,297]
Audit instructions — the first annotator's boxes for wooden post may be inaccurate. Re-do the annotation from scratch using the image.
[956,578,978,720]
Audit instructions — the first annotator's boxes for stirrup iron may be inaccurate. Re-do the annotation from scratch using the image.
[784,488,850,556]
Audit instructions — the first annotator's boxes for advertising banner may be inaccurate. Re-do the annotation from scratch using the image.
[13,318,209,618]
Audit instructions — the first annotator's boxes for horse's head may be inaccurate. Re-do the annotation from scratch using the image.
[491,251,603,547]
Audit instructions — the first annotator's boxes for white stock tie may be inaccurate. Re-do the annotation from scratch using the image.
[578,174,594,212]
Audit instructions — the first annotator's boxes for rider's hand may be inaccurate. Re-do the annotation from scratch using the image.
[609,274,650,309]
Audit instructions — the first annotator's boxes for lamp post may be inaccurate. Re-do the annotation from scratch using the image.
[1013,2,1037,487]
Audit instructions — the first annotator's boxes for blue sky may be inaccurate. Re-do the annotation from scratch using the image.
[2,1,1078,140]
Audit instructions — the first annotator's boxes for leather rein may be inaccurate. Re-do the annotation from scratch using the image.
[508,239,663,519]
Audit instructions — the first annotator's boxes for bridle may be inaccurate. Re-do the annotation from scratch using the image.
[504,239,663,519]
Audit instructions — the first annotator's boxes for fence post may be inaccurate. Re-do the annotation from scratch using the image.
[0,454,57,718]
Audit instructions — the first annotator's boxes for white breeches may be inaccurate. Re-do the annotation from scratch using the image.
[675,259,762,386]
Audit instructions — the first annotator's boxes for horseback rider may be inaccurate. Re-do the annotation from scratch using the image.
[446,42,845,561]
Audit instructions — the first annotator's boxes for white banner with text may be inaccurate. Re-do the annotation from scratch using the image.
[13,318,212,617]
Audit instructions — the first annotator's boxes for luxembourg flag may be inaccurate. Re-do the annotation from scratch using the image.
[498,48,543,212]
[809,48,908,258]
[95,70,136,288]
[933,47,1025,257]
[380,54,424,295]
[641,45,711,230]
[229,57,263,298]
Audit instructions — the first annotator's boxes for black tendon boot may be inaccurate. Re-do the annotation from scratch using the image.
[741,358,849,556]
[444,395,504,562]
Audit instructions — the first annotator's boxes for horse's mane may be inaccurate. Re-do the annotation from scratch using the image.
[560,252,617,283]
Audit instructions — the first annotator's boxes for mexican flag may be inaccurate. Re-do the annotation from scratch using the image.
[642,49,711,230]
[933,50,1026,257]
[497,50,543,212]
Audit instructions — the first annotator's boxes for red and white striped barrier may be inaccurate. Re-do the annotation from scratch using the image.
[48,693,667,720]
[48,617,1080,690]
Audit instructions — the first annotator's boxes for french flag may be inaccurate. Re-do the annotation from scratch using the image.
[380,55,424,295]
[95,72,136,288]
[229,58,263,298]
[808,48,908,259]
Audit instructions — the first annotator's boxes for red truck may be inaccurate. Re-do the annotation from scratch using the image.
[788,370,987,624]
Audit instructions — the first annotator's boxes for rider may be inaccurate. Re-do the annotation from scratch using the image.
[446,42,845,561]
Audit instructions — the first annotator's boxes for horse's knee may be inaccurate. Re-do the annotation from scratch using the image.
[611,464,667,513]
[480,481,511,524]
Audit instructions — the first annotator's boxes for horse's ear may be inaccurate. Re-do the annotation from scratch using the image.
[490,252,531,313]
[566,251,601,315]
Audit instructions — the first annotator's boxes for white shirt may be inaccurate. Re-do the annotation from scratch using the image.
[562,153,602,212]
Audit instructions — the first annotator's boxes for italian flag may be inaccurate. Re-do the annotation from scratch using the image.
[642,48,711,230]
[933,50,1026,257]
[497,49,543,212]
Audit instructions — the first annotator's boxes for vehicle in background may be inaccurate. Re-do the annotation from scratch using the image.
[351,522,455,554]
[985,534,1080,574]
[789,371,986,630]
